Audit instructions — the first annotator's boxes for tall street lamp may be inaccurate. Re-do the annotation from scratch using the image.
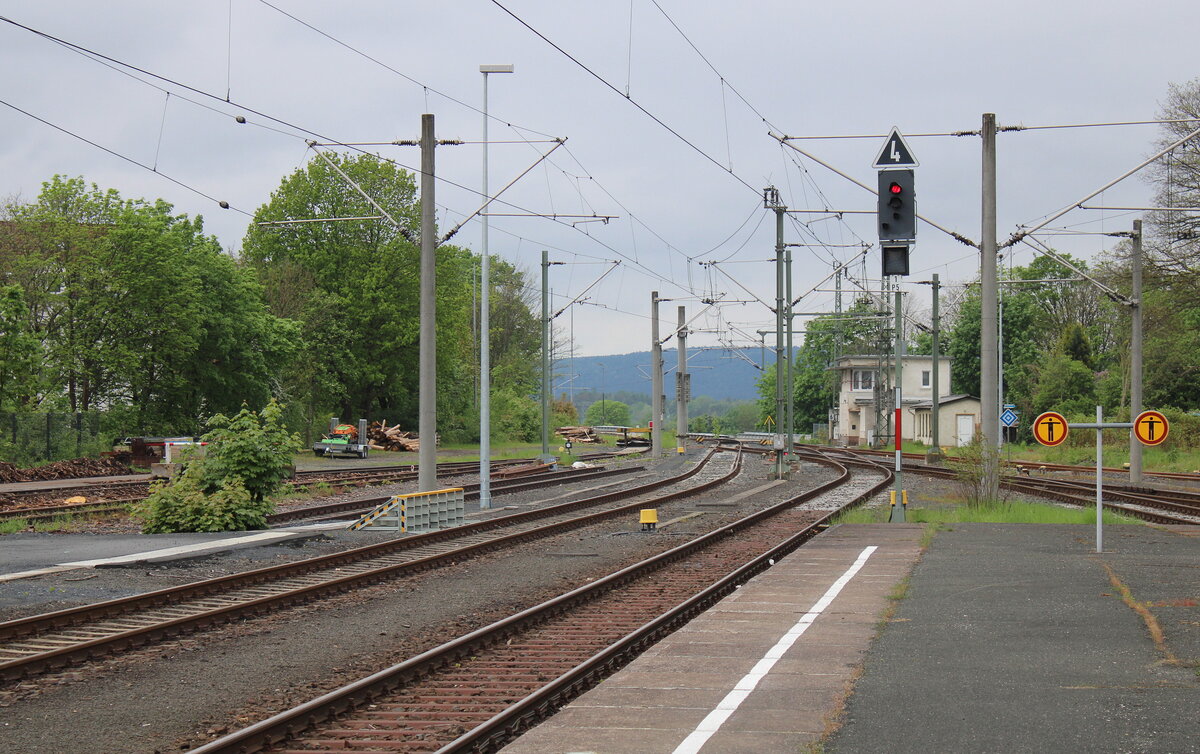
[479,63,514,511]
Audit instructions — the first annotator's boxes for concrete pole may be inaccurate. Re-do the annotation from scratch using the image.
[1130,220,1144,485]
[676,305,688,440]
[998,281,1006,446]
[929,274,944,463]
[785,244,794,458]
[541,250,551,461]
[890,288,905,522]
[418,114,437,492]
[980,113,1000,497]
[479,72,494,508]
[774,205,786,478]
[650,291,663,457]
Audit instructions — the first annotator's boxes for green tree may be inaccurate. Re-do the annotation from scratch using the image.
[0,285,39,409]
[1056,323,1093,369]
[1032,354,1096,417]
[1147,78,1200,262]
[243,153,482,440]
[1,177,296,431]
[137,400,302,533]
[585,399,630,426]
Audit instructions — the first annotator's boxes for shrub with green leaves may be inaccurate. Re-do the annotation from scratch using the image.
[947,437,1003,507]
[202,400,302,503]
[136,400,302,533]
[138,470,262,533]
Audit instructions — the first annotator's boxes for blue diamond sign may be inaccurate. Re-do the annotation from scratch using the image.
[1000,409,1019,427]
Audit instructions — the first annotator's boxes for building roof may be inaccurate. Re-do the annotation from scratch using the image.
[910,394,978,409]
[830,354,951,368]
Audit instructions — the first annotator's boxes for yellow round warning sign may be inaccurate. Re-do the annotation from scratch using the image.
[1133,410,1169,446]
[1032,411,1069,447]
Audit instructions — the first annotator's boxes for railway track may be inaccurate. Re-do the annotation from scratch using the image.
[837,444,1200,482]
[0,458,551,524]
[191,448,890,754]
[265,464,646,525]
[0,450,728,683]
[808,445,1200,524]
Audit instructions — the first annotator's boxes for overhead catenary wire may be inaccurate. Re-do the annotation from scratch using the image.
[7,9,679,300]
[0,96,245,214]
[9,11,794,345]
[1005,123,1200,248]
[489,0,760,196]
[1,11,759,346]
[254,0,557,140]
[247,3,758,293]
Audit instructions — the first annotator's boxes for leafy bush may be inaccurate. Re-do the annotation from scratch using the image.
[135,400,301,533]
[138,470,263,533]
[203,400,302,502]
[584,399,630,426]
[947,438,1003,507]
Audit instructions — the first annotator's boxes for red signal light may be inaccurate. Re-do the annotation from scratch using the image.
[890,182,902,194]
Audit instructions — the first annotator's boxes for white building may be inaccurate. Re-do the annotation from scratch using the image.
[911,394,982,447]
[829,354,977,447]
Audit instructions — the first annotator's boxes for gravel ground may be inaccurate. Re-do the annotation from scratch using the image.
[0,447,857,754]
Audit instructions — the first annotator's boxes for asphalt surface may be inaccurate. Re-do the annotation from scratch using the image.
[828,523,1200,754]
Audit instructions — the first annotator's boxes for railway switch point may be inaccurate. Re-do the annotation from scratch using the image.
[640,509,658,531]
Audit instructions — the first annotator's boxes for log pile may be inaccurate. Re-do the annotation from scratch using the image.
[366,421,426,452]
[556,426,604,444]
[0,457,137,483]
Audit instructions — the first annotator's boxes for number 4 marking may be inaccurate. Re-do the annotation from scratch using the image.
[890,140,900,162]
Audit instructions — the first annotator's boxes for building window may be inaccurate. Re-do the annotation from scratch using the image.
[922,370,931,388]
[852,370,874,390]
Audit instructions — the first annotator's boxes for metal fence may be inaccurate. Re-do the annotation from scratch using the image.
[0,412,114,464]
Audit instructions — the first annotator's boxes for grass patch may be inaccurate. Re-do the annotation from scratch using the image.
[833,500,1140,525]
[32,514,82,532]
[0,518,28,534]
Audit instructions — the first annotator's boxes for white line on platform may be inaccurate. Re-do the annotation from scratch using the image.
[58,531,303,567]
[672,545,878,754]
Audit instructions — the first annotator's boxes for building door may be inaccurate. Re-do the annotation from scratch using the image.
[955,414,975,446]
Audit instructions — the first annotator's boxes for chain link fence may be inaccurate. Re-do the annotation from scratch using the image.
[0,412,115,465]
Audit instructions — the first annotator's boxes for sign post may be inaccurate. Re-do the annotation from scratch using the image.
[1036,408,1170,553]
[875,129,918,523]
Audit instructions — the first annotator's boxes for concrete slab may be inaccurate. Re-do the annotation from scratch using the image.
[503,524,925,754]
[827,523,1200,754]
[0,524,340,582]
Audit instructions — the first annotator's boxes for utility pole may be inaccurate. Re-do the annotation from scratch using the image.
[541,250,551,461]
[418,114,438,492]
[478,64,515,510]
[1130,219,1144,485]
[928,274,944,463]
[890,288,905,522]
[767,188,787,479]
[980,112,1000,498]
[676,305,689,441]
[650,291,663,457]
[785,244,795,461]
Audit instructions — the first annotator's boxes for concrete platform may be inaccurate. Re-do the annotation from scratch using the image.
[0,523,348,583]
[503,523,926,754]
[0,473,153,494]
[505,523,1200,754]
[827,523,1199,754]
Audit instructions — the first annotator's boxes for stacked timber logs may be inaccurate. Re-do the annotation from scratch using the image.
[0,457,137,483]
[366,421,428,452]
[556,426,604,444]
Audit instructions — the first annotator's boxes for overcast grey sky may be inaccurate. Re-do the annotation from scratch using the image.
[1,1,1196,358]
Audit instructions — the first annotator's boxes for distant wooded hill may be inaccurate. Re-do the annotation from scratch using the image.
[558,347,770,404]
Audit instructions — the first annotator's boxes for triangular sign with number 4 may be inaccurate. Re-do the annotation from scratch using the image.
[873,127,919,168]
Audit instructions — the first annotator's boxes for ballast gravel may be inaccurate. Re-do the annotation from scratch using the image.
[0,449,909,754]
